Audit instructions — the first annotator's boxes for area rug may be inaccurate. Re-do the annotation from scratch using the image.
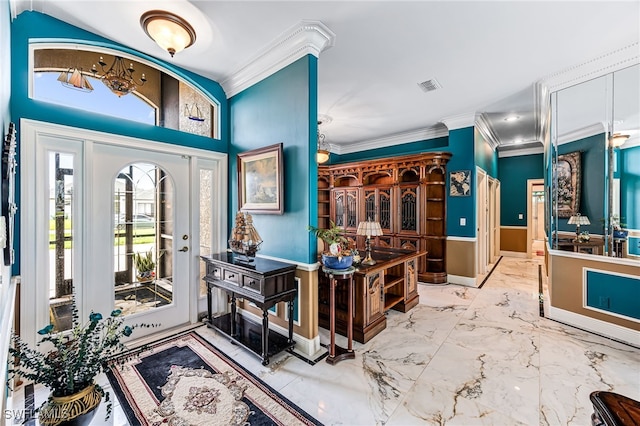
[106,331,322,425]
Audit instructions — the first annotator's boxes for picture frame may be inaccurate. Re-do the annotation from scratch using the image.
[449,170,471,197]
[237,143,284,214]
[554,151,581,218]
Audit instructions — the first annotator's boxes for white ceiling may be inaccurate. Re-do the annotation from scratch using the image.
[11,0,640,153]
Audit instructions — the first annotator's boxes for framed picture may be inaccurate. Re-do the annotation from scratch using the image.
[554,151,581,218]
[237,143,284,214]
[449,170,471,197]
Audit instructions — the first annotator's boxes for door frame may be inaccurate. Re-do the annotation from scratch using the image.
[20,119,227,346]
[476,167,488,275]
[527,179,544,259]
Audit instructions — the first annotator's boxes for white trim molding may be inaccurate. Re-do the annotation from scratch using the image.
[447,236,477,242]
[500,225,527,230]
[498,145,544,158]
[441,112,476,130]
[500,250,528,258]
[447,274,478,288]
[475,113,500,151]
[222,20,335,98]
[547,306,640,348]
[256,253,320,272]
[334,125,448,155]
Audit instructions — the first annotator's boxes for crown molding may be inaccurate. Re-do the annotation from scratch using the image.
[475,113,500,151]
[557,122,606,145]
[498,145,544,158]
[538,42,640,93]
[333,125,448,155]
[221,20,335,98]
[440,112,476,130]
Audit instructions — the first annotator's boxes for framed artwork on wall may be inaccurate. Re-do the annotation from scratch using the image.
[449,170,471,197]
[237,143,284,214]
[554,151,581,218]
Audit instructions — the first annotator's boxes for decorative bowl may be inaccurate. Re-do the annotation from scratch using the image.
[613,229,628,239]
[321,254,354,270]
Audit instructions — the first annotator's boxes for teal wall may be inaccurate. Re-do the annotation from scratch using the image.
[10,11,228,274]
[498,154,543,226]
[332,136,448,164]
[474,128,498,178]
[446,127,475,238]
[229,56,317,264]
[557,134,605,235]
[585,270,640,320]
[1,0,10,128]
[621,145,640,233]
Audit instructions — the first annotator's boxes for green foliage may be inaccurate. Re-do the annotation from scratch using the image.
[307,220,348,246]
[8,297,158,419]
[133,249,155,272]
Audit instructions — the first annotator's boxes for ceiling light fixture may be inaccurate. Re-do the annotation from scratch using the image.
[504,115,520,122]
[57,67,93,93]
[317,120,330,164]
[140,10,196,57]
[610,133,630,148]
[91,56,146,97]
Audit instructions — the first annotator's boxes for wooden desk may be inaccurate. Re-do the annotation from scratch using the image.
[590,391,640,425]
[201,253,297,365]
[557,239,602,255]
[318,247,425,343]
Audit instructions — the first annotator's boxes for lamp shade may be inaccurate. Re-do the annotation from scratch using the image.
[610,133,630,148]
[141,10,196,57]
[568,214,590,225]
[317,149,330,164]
[356,220,383,237]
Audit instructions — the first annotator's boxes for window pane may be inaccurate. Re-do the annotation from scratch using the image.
[113,163,174,316]
[48,152,74,333]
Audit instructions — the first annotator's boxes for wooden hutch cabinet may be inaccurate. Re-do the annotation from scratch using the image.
[317,152,452,283]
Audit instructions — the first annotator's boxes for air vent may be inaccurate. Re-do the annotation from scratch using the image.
[417,78,442,92]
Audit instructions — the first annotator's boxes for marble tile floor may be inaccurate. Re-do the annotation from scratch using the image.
[8,256,639,425]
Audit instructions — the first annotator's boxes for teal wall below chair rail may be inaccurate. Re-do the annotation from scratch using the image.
[229,56,317,264]
[10,11,229,274]
[498,154,543,227]
[585,269,640,320]
[557,134,605,236]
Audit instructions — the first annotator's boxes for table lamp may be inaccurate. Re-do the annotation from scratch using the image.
[567,213,590,241]
[356,220,383,265]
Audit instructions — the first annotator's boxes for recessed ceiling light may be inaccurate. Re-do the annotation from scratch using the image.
[504,115,520,122]
[513,138,523,144]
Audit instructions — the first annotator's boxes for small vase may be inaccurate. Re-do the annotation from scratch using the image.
[39,384,102,426]
[136,270,155,283]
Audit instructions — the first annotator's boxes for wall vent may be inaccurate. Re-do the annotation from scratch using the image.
[417,78,442,92]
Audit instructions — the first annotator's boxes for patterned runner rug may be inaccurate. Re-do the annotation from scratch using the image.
[106,331,322,425]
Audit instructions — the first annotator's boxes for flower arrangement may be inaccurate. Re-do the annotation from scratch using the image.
[8,299,157,420]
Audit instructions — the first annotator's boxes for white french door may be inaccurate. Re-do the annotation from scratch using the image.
[21,120,227,346]
[89,143,191,335]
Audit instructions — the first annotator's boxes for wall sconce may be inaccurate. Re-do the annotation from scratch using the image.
[610,133,630,148]
[140,10,196,57]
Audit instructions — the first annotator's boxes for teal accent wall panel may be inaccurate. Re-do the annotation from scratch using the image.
[229,56,316,264]
[585,270,640,320]
[621,145,640,232]
[447,127,476,238]
[556,134,605,235]
[333,137,448,164]
[474,128,498,178]
[628,237,640,256]
[498,154,543,226]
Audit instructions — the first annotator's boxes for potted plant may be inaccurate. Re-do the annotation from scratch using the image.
[133,249,156,282]
[8,300,155,425]
[308,221,355,269]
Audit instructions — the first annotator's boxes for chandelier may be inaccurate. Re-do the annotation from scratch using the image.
[91,56,147,97]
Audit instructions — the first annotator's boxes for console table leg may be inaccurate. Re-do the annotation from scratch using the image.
[262,309,270,365]
[287,298,294,344]
[230,293,237,338]
[206,285,212,324]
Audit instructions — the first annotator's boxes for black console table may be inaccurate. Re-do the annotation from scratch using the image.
[201,252,297,365]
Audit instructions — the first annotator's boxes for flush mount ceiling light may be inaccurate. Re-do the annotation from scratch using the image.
[141,10,196,57]
[504,115,520,122]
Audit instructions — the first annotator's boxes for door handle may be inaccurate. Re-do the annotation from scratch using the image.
[179,246,189,252]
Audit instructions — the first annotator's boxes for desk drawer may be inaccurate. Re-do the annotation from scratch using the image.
[223,269,239,284]
[207,264,222,279]
[242,275,262,293]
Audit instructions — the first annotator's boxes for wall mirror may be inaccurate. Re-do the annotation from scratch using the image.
[550,63,639,259]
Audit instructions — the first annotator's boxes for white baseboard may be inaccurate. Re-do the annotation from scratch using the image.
[500,250,528,258]
[547,306,640,348]
[238,309,323,359]
[448,274,478,287]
